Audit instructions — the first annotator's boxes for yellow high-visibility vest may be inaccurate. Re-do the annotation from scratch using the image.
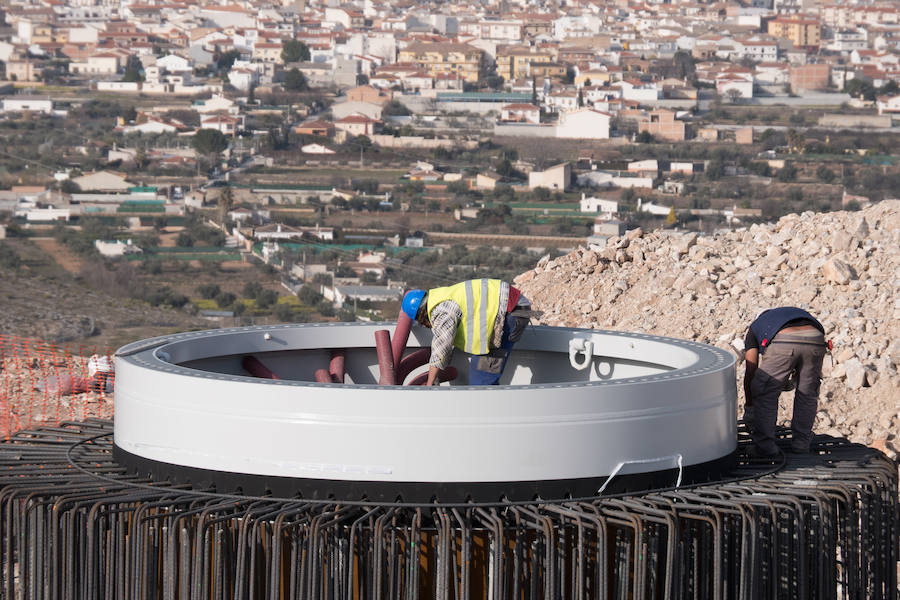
[427,279,502,355]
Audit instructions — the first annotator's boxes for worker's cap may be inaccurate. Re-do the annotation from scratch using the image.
[401,289,426,320]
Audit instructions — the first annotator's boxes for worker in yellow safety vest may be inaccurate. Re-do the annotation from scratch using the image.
[401,279,532,385]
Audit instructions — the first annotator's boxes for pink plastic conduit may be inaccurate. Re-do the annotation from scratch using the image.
[374,330,396,386]
[241,356,280,380]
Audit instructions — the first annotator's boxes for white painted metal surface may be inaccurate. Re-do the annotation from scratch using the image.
[114,324,737,485]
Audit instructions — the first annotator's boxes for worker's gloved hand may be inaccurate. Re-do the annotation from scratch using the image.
[508,316,530,343]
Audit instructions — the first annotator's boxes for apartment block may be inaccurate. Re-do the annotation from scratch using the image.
[397,42,484,83]
[767,17,821,49]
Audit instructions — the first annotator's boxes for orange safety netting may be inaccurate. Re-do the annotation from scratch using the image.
[0,334,115,438]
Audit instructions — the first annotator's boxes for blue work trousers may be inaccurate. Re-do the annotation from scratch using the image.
[468,314,518,385]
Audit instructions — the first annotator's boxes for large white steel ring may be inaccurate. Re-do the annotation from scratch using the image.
[114,324,737,501]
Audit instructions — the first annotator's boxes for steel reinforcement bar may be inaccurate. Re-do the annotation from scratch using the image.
[0,420,896,600]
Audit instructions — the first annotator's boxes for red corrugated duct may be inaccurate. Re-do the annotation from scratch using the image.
[391,312,413,381]
[374,330,395,385]
[241,356,280,380]
[329,349,345,383]
[395,348,431,385]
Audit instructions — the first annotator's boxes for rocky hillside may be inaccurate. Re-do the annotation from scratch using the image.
[515,200,900,458]
[0,266,209,351]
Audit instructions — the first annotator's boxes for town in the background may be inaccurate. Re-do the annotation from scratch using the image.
[0,0,898,337]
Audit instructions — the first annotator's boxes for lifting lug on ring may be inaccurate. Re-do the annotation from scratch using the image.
[569,339,594,370]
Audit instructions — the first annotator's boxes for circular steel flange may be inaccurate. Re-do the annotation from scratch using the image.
[114,323,738,501]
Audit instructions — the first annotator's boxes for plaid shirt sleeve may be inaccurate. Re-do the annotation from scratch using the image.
[429,301,462,370]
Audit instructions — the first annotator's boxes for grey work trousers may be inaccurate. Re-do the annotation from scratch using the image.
[750,330,826,454]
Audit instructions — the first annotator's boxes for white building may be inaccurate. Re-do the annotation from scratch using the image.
[94,239,142,257]
[156,54,192,73]
[68,53,118,75]
[194,94,238,114]
[545,91,578,112]
[619,80,661,102]
[636,198,672,216]
[754,63,790,85]
[556,108,611,139]
[528,162,571,191]
[25,208,71,222]
[579,194,618,216]
[0,96,52,114]
[628,159,658,173]
[228,67,258,91]
[576,171,654,189]
[828,30,867,53]
[302,143,336,154]
[876,94,900,115]
[734,38,778,63]
[669,162,694,174]
[716,73,754,99]
[120,119,179,134]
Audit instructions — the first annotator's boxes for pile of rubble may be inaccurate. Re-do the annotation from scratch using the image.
[515,200,900,457]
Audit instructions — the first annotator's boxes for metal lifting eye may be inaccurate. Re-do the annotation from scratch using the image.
[568,339,594,371]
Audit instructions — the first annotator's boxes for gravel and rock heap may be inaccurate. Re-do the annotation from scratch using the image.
[515,200,900,458]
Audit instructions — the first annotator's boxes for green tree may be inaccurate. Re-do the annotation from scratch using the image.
[843,78,876,101]
[706,160,724,181]
[60,180,81,194]
[281,40,310,63]
[532,187,551,201]
[256,289,278,309]
[382,100,412,116]
[192,129,229,173]
[725,89,742,104]
[881,80,899,96]
[243,281,263,299]
[776,162,797,182]
[816,165,835,183]
[122,55,144,82]
[215,291,236,308]
[274,302,294,321]
[193,128,229,156]
[216,50,240,72]
[283,68,308,91]
[197,283,221,299]
[484,75,504,90]
[298,284,322,306]
[316,299,335,317]
[672,50,695,79]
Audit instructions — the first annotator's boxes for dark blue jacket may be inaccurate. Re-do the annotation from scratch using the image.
[749,307,823,354]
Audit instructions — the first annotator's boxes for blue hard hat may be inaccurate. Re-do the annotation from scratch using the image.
[401,289,426,320]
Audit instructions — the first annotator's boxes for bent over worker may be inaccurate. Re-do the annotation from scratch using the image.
[401,279,531,386]
[744,307,827,457]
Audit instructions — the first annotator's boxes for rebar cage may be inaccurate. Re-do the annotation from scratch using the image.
[0,419,896,600]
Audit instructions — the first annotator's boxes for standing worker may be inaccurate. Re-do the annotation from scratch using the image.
[401,279,532,386]
[743,307,828,457]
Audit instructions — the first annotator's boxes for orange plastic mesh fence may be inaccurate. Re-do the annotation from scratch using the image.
[0,334,115,438]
